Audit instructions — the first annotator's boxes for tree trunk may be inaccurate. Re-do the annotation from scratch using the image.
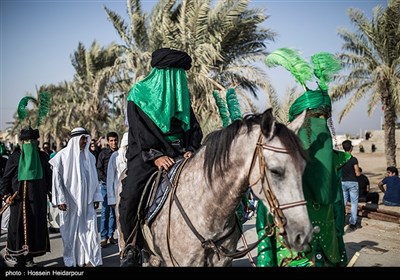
[55,138,62,152]
[383,102,397,167]
[39,134,45,150]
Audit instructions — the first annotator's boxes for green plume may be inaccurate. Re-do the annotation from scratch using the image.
[17,96,37,121]
[265,48,313,89]
[212,91,231,127]
[311,52,341,91]
[226,88,242,122]
[17,92,51,127]
[37,92,51,126]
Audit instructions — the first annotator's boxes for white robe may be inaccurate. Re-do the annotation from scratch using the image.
[49,135,103,267]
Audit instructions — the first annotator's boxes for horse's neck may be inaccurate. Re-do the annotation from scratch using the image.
[179,128,260,232]
[225,127,260,205]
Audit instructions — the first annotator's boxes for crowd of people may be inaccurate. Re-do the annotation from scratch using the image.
[0,48,400,268]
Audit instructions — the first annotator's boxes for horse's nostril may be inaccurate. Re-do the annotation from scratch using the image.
[295,233,302,245]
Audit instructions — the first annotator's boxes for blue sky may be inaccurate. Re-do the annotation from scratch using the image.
[0,0,387,135]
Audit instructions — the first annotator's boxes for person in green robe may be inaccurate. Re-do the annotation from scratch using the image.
[256,89,351,267]
[257,49,350,267]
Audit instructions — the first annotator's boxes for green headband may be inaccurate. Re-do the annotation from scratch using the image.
[288,89,331,122]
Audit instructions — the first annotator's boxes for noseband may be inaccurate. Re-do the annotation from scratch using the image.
[248,134,307,234]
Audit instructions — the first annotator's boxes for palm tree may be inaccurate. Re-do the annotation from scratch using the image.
[330,0,400,166]
[70,40,122,137]
[7,41,124,147]
[104,0,277,135]
[47,81,86,149]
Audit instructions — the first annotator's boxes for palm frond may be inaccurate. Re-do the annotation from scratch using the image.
[104,6,132,47]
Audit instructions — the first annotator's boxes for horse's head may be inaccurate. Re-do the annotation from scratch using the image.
[250,108,313,252]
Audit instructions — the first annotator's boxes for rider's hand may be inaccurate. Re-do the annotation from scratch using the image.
[58,203,67,211]
[183,151,193,159]
[154,156,175,171]
[4,195,12,205]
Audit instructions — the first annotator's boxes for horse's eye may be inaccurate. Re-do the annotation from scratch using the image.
[270,168,283,177]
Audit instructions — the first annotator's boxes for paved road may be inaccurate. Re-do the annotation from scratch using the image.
[0,218,253,268]
[1,211,399,268]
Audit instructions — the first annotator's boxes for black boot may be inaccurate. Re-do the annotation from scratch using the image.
[120,245,141,267]
[25,255,37,267]
[14,256,26,268]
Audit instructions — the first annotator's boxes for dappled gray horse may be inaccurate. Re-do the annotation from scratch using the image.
[140,108,313,266]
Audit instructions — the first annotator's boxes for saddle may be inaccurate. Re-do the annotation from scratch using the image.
[141,158,185,225]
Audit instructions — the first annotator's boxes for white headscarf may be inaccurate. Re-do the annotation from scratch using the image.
[49,128,100,216]
[116,132,128,178]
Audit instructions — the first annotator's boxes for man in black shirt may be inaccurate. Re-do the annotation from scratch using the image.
[97,132,119,247]
[357,167,379,205]
[341,140,361,232]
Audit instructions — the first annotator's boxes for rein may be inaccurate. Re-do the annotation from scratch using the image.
[248,134,307,234]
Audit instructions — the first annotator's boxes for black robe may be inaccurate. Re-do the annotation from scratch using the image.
[0,150,52,258]
[119,101,203,244]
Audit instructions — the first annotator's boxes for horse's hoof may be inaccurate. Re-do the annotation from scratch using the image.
[149,256,161,267]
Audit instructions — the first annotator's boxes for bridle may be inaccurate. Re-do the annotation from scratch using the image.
[248,133,307,234]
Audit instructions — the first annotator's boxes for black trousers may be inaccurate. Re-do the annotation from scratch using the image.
[359,192,379,204]
[118,162,156,249]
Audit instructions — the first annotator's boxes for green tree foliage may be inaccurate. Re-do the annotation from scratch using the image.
[104,0,277,135]
[330,0,400,166]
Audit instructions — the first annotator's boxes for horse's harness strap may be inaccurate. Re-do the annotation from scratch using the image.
[258,143,290,153]
[166,158,240,262]
[248,133,307,236]
[220,215,271,260]
[173,196,271,260]
[172,193,205,243]
[279,200,307,210]
[172,192,237,260]
[166,157,189,266]
[165,157,240,264]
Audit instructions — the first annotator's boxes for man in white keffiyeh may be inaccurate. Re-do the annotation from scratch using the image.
[49,127,103,267]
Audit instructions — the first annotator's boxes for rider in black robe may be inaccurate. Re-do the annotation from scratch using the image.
[119,48,203,266]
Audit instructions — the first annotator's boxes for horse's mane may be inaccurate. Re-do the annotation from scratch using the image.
[203,113,307,183]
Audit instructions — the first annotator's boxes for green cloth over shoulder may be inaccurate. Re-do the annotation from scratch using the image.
[127,68,191,134]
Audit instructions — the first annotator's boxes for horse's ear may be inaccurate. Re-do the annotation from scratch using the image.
[287,110,307,134]
[261,108,276,140]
